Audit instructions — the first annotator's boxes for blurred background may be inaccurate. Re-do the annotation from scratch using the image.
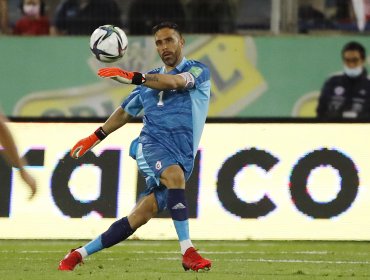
[6,0,370,35]
[2,0,370,118]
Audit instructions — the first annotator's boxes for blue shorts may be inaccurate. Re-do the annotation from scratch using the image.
[129,138,191,212]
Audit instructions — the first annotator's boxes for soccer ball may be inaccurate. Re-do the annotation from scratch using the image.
[90,25,128,63]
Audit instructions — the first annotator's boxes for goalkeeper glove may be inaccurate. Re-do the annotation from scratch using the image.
[70,127,107,159]
[98,67,146,85]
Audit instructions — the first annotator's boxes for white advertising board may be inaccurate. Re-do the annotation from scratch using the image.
[1,122,369,240]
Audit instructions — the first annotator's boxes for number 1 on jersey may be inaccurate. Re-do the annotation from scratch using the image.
[157,91,164,107]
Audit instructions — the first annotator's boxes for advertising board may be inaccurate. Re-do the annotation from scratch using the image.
[1,122,369,240]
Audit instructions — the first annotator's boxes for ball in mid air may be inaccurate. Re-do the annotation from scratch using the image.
[90,25,128,63]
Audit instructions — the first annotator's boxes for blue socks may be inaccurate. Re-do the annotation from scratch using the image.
[101,217,135,248]
[167,189,190,242]
[81,217,134,257]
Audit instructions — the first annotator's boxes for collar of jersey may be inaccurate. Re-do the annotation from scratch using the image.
[160,57,188,74]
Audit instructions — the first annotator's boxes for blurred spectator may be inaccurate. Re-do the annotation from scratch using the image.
[13,0,49,35]
[50,0,122,35]
[330,0,360,31]
[128,0,185,35]
[333,0,353,23]
[298,2,333,33]
[235,0,270,31]
[188,0,236,33]
[0,0,11,34]
[316,41,370,119]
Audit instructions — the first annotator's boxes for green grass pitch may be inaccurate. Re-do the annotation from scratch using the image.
[0,240,369,279]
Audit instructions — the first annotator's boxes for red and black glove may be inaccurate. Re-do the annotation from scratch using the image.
[98,67,146,85]
[70,127,107,159]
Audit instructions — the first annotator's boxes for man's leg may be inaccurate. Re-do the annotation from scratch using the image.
[160,165,192,254]
[160,165,211,271]
[58,193,158,271]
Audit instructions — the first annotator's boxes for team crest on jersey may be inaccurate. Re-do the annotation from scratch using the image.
[155,161,162,170]
[189,66,203,78]
[334,86,345,95]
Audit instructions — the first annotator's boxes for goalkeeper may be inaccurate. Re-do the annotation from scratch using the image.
[58,21,211,272]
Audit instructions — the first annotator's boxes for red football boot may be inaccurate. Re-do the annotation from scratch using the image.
[58,249,83,271]
[182,247,212,272]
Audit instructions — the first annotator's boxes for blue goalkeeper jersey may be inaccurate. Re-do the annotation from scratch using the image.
[121,57,211,174]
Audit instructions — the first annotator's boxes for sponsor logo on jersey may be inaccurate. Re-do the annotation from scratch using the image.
[334,86,345,95]
[189,66,203,78]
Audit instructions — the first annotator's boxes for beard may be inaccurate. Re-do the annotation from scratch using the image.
[160,49,182,67]
[161,55,176,66]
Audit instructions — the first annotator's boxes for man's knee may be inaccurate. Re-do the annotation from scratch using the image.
[160,165,185,188]
[129,211,152,228]
[128,194,158,229]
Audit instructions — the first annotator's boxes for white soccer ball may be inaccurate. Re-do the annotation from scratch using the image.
[90,25,128,63]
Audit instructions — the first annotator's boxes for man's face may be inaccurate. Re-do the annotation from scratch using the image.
[343,50,364,69]
[154,28,184,67]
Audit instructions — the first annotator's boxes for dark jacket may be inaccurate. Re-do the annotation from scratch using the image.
[53,0,122,35]
[316,69,370,119]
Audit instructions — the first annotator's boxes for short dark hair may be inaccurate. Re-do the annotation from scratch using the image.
[152,21,182,36]
[342,41,366,60]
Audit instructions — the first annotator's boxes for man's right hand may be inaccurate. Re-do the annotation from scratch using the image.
[98,67,146,85]
[70,127,107,159]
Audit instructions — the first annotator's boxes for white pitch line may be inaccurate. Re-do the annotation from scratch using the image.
[224,258,370,265]
[0,250,64,253]
[97,258,370,264]
[98,258,370,265]
[0,250,368,257]
[100,250,332,255]
[13,257,369,265]
[0,250,330,255]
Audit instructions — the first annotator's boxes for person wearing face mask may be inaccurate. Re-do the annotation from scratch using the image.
[316,41,370,119]
[13,0,49,35]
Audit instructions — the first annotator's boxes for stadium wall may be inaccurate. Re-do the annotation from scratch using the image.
[1,121,369,240]
[1,35,370,118]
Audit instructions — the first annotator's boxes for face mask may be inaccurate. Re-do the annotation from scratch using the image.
[344,65,363,78]
[23,4,40,17]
